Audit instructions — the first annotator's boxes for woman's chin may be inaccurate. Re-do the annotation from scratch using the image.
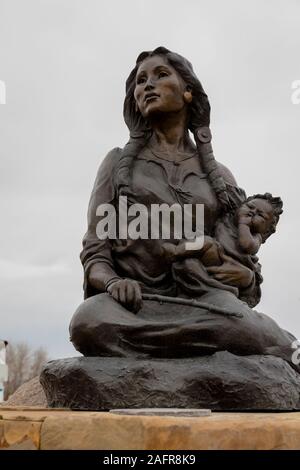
[143,102,163,114]
[143,107,178,120]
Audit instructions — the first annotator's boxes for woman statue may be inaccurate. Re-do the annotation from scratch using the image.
[69,47,298,372]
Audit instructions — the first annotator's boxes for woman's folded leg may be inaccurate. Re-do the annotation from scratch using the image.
[69,291,298,371]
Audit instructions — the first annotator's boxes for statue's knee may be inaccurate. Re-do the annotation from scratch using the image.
[69,293,110,348]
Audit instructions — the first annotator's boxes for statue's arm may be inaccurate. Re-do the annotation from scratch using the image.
[80,147,143,312]
[216,161,237,186]
[80,147,122,298]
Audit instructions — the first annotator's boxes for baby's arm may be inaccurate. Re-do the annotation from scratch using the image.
[238,223,262,255]
[237,206,262,255]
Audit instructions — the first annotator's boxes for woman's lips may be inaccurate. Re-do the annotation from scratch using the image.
[144,94,159,103]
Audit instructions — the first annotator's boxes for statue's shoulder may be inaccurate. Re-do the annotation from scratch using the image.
[216,161,247,206]
[91,147,123,199]
[216,161,237,186]
[98,147,123,171]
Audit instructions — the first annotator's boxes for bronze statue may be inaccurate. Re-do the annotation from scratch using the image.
[41,47,300,410]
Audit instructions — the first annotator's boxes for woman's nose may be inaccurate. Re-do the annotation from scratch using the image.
[145,77,155,90]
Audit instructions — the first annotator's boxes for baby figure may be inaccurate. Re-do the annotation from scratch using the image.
[163,192,283,268]
[235,193,283,255]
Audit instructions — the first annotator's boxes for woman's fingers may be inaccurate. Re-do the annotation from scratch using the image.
[213,273,226,281]
[110,279,142,313]
[127,282,142,313]
[125,282,135,305]
[132,283,143,312]
[207,263,238,284]
[184,238,213,257]
[214,273,234,282]
[206,252,254,288]
[118,283,127,304]
[206,266,223,274]
[219,251,239,264]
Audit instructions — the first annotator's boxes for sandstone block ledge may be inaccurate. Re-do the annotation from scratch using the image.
[1,408,300,450]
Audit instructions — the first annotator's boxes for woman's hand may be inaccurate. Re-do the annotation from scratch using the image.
[107,279,143,313]
[162,236,216,261]
[177,236,215,258]
[206,252,254,289]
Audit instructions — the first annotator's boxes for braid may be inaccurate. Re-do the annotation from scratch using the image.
[117,134,149,197]
[193,127,232,211]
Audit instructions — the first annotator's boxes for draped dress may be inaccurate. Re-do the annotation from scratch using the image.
[69,146,298,370]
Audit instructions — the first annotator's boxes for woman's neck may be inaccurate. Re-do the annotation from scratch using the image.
[148,109,194,156]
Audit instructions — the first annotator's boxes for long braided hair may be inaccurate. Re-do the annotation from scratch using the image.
[117,46,231,211]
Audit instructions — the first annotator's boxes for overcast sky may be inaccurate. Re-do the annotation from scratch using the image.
[0,0,300,358]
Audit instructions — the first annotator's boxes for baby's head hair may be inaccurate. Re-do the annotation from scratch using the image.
[246,193,283,241]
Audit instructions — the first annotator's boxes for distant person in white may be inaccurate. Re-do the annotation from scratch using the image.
[0,340,7,364]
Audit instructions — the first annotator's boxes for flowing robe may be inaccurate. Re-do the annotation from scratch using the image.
[70,147,297,370]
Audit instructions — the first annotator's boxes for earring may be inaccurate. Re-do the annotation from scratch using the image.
[183,90,192,103]
[135,102,139,112]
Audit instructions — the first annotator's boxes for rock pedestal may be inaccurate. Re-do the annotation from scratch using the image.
[40,352,300,411]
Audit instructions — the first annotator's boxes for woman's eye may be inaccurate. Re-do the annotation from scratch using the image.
[137,76,146,84]
[158,71,168,78]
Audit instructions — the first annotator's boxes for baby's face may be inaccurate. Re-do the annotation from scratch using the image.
[245,199,274,234]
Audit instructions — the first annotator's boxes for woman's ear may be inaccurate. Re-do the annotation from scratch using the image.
[183,86,193,104]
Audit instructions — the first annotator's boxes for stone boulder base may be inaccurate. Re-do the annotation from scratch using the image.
[0,377,47,408]
[40,352,300,411]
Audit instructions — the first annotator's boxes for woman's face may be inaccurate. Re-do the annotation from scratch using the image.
[134,55,187,118]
